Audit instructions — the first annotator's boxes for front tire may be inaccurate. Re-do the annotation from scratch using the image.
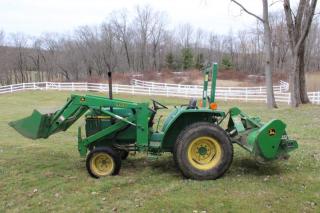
[118,150,129,160]
[86,147,121,178]
[174,122,233,180]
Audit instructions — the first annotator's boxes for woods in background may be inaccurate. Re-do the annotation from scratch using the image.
[0,5,319,90]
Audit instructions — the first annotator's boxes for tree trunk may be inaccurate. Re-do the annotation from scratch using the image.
[263,0,277,108]
[289,54,302,107]
[298,43,310,103]
[231,0,277,108]
[123,42,131,71]
[283,0,317,107]
[152,43,157,71]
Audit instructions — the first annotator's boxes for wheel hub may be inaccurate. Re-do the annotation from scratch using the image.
[187,136,222,170]
[90,153,115,176]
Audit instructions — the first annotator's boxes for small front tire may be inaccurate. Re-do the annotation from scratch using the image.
[119,150,129,160]
[86,147,121,178]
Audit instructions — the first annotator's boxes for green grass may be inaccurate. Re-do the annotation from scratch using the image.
[0,91,319,212]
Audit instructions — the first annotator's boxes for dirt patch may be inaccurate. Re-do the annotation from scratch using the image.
[306,72,320,91]
[83,69,294,87]
[129,69,268,86]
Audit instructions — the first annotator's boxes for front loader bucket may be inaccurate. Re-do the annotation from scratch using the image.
[9,95,89,140]
[9,110,51,139]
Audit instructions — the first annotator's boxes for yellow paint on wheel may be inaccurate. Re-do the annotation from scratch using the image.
[187,136,222,170]
[90,152,115,177]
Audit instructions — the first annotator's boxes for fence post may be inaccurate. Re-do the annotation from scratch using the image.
[72,82,74,91]
[33,82,36,90]
[148,87,151,96]
[10,85,13,93]
[166,86,169,97]
[22,83,25,90]
[288,93,291,105]
[45,82,48,90]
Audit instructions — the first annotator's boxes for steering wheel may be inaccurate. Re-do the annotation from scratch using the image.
[151,99,168,110]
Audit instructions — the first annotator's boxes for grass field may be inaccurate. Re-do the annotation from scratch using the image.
[0,91,319,213]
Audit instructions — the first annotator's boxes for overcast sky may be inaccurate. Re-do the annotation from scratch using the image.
[0,0,302,37]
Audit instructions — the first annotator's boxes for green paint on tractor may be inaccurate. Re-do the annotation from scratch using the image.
[9,63,298,180]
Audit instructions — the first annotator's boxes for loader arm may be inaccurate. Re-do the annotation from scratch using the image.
[9,94,149,140]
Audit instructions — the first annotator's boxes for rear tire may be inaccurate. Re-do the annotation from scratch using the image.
[86,147,121,178]
[174,122,233,180]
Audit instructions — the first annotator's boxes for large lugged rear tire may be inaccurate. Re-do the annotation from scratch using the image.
[174,122,233,180]
[86,147,121,178]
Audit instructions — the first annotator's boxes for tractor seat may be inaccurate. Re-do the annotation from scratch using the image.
[187,98,197,109]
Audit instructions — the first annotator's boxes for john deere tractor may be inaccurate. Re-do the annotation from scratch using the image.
[10,64,298,180]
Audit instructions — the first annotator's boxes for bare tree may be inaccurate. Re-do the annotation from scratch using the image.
[283,0,318,107]
[305,19,320,72]
[207,33,217,61]
[11,33,29,83]
[231,0,277,108]
[270,12,289,71]
[150,11,166,71]
[1,5,319,85]
[29,38,46,81]
[75,26,97,77]
[0,30,5,45]
[110,9,133,71]
[194,28,205,54]
[0,30,10,84]
[56,38,84,81]
[101,23,119,73]
[178,23,194,48]
[135,5,154,71]
[42,33,61,81]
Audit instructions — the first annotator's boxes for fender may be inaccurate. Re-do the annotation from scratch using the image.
[161,107,225,150]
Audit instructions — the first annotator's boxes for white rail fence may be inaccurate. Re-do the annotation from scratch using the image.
[0,81,319,105]
[131,79,290,94]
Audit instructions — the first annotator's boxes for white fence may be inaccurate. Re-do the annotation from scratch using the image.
[0,81,319,105]
[131,79,290,94]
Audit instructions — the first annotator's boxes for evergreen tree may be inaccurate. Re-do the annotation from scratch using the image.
[181,48,193,70]
[195,53,204,70]
[221,57,233,70]
[165,52,175,69]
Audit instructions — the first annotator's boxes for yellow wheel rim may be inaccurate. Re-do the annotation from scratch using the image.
[187,136,222,170]
[90,153,115,177]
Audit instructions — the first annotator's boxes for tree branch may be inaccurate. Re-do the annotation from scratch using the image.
[295,0,307,35]
[296,0,318,51]
[231,0,264,23]
[269,0,282,7]
[283,0,295,50]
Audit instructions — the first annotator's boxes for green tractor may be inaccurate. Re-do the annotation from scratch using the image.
[9,64,298,180]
